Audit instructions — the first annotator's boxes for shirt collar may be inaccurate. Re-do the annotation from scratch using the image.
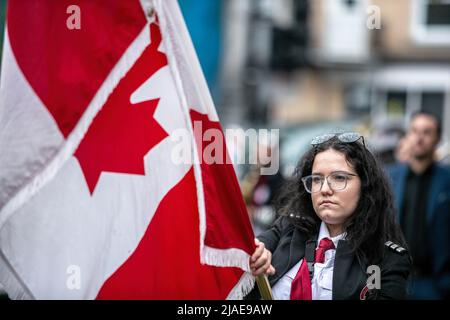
[318,221,346,248]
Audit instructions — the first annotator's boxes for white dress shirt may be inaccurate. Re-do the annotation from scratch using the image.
[271,221,346,300]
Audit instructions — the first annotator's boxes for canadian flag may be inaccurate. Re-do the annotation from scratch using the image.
[0,0,255,299]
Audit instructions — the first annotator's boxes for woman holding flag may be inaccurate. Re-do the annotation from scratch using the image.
[248,132,411,300]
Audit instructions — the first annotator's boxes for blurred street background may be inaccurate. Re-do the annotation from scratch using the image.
[177,0,450,233]
[179,0,450,168]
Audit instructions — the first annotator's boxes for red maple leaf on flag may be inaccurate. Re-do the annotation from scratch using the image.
[75,24,169,194]
[7,0,147,138]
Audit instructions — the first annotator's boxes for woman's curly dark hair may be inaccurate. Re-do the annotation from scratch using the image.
[275,136,407,264]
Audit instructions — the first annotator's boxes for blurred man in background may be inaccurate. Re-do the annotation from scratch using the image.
[388,111,450,299]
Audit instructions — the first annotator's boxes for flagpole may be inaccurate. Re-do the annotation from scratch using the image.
[256,275,273,300]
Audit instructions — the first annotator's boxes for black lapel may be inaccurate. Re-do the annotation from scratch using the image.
[332,240,366,300]
[268,228,313,286]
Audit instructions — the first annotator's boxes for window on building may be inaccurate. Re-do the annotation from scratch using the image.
[426,1,450,26]
[411,0,450,45]
[386,91,407,118]
[346,85,371,116]
[421,91,444,130]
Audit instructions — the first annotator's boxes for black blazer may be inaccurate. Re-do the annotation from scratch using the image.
[247,216,411,300]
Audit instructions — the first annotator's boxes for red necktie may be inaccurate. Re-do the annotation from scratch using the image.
[290,238,335,300]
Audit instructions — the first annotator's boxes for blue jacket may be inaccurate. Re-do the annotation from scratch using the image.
[387,162,450,299]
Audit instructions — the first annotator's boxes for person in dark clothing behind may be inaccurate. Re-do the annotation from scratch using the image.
[388,111,450,299]
[247,132,411,300]
[241,139,285,236]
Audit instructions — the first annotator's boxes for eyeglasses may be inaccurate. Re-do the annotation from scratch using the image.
[301,172,358,193]
[310,132,365,147]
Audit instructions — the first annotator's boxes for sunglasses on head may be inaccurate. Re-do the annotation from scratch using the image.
[310,132,365,147]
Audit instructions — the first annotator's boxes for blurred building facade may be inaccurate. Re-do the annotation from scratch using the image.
[218,0,450,159]
[0,0,6,72]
